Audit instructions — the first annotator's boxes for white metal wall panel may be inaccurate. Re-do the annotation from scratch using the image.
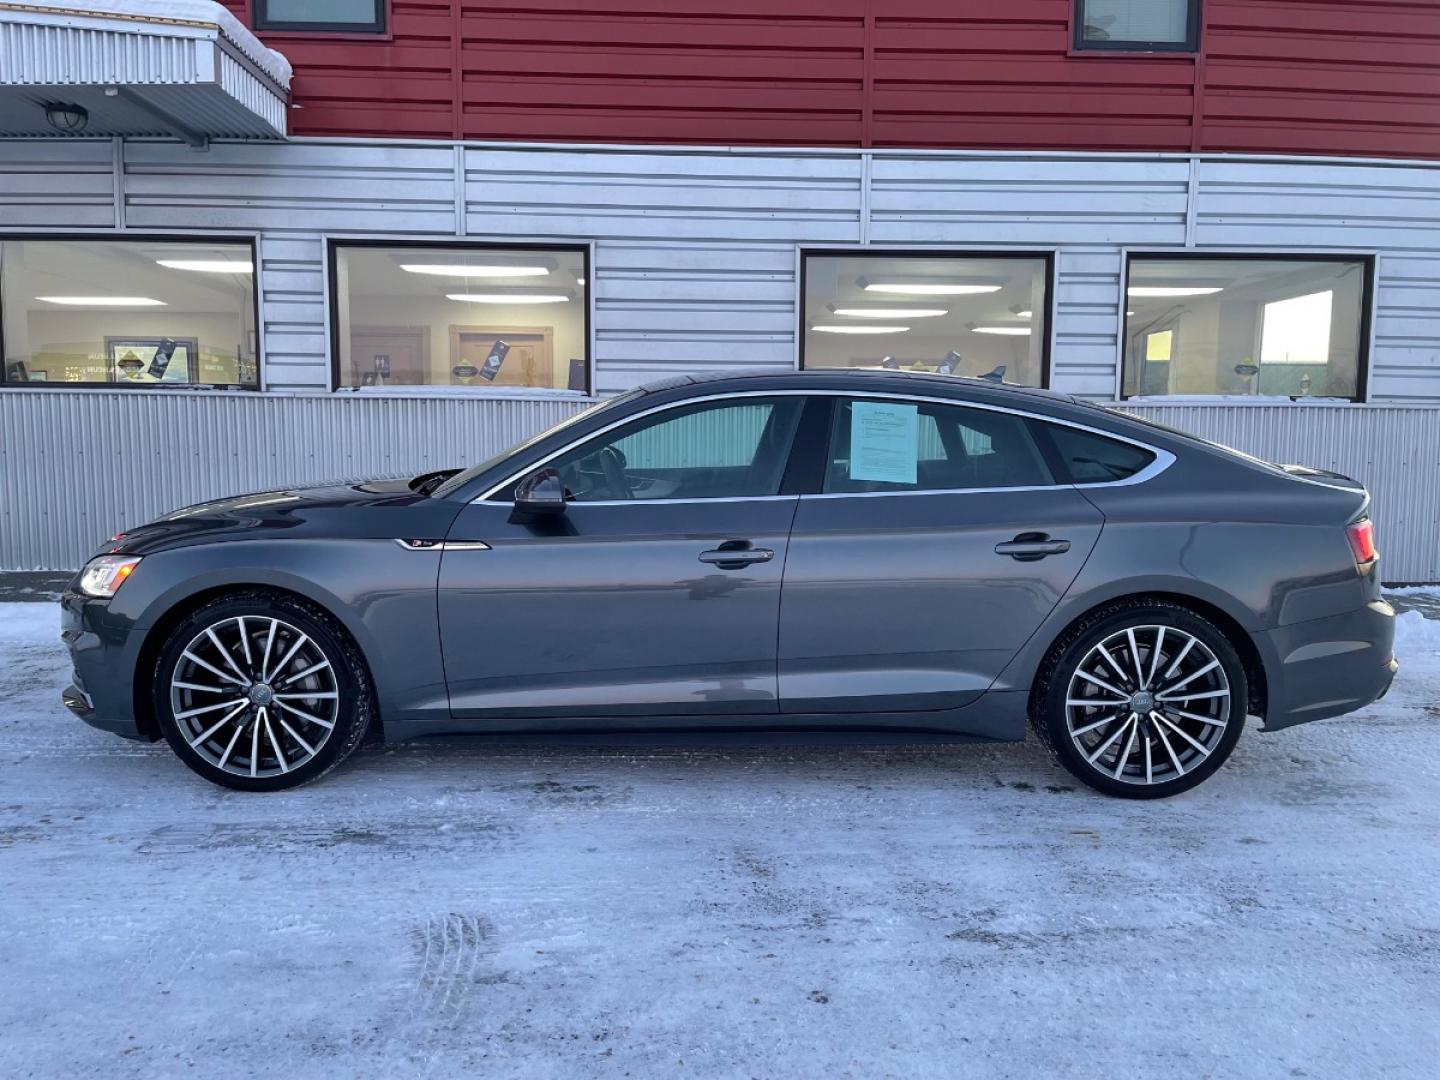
[0,139,114,227]
[463,148,862,393]
[0,390,589,571]
[1194,159,1440,403]
[1125,404,1440,583]
[3,139,1440,575]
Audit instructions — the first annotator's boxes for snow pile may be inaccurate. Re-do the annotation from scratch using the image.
[1393,608,1440,652]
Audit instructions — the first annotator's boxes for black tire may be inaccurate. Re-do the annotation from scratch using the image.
[152,591,374,791]
[1031,599,1248,799]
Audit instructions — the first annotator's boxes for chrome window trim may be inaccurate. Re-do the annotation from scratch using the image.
[474,388,1175,503]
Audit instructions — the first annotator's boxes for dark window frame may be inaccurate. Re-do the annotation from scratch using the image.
[251,0,387,35]
[1119,252,1376,403]
[326,238,593,395]
[1073,0,1203,54]
[798,248,1056,390]
[0,232,262,392]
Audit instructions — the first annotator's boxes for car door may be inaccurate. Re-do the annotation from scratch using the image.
[778,394,1104,717]
[438,394,806,720]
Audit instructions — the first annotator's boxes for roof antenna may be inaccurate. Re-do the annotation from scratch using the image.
[979,365,1006,383]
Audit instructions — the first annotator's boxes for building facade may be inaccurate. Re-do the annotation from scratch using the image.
[2,1,1439,578]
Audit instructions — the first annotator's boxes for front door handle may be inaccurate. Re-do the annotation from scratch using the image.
[994,533,1071,561]
[698,540,774,569]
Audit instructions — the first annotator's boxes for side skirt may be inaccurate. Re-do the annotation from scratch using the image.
[381,689,1030,744]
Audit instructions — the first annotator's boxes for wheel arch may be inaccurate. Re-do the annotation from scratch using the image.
[1019,589,1270,720]
[132,581,379,740]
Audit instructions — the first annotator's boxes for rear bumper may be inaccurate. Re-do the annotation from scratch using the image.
[1261,599,1398,731]
[60,592,148,740]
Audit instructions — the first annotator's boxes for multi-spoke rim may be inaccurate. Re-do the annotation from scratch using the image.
[1064,624,1231,786]
[169,616,339,779]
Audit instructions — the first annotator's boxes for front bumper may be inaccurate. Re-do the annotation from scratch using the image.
[60,591,149,740]
[1261,599,1398,731]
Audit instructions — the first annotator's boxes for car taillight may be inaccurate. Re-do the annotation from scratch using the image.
[1346,518,1378,566]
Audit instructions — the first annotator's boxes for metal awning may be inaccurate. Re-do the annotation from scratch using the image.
[0,0,291,144]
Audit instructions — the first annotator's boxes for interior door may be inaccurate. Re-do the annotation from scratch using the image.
[438,395,806,720]
[778,396,1104,716]
[349,327,427,385]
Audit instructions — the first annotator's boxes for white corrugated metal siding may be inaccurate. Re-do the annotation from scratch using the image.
[1124,404,1440,583]
[2,138,1440,576]
[0,391,589,570]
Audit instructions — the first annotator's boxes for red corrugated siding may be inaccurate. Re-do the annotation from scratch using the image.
[232,1,1440,160]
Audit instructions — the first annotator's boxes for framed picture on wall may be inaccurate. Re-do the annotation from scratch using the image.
[106,337,199,384]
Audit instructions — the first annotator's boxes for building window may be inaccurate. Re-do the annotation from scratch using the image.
[252,1,385,34]
[330,243,590,392]
[1122,256,1372,400]
[801,252,1052,388]
[1075,1,1201,52]
[0,238,258,389]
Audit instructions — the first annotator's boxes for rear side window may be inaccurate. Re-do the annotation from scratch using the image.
[823,398,1054,494]
[1044,424,1155,484]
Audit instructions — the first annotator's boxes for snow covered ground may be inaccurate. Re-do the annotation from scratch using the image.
[2,600,1438,1079]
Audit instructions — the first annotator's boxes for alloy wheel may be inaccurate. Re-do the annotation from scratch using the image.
[168,616,340,779]
[1063,624,1232,787]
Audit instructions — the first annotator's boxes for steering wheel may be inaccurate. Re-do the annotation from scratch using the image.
[597,445,632,500]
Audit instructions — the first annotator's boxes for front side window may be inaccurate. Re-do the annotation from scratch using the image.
[1076,0,1200,51]
[521,397,804,503]
[802,252,1051,388]
[0,238,258,388]
[332,244,589,392]
[253,1,385,33]
[1122,256,1370,400]
[823,398,1053,494]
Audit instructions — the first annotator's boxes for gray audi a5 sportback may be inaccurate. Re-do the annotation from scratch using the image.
[61,370,1398,797]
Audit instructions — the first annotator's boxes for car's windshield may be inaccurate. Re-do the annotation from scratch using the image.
[429,389,647,498]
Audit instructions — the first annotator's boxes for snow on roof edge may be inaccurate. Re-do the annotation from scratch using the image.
[9,1,293,87]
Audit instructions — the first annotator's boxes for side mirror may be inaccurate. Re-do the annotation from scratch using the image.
[512,468,568,519]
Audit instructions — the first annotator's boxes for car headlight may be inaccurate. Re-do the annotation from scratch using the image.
[78,555,142,598]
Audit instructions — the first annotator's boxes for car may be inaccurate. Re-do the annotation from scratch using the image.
[60,369,1398,797]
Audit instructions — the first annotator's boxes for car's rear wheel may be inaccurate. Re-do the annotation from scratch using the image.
[1032,600,1248,798]
[153,592,372,791]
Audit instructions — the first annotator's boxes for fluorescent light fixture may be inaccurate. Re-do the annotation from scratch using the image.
[970,325,1031,336]
[1127,286,1223,297]
[402,264,550,278]
[811,324,909,335]
[863,282,1002,296]
[1013,309,1033,319]
[830,307,948,319]
[156,259,253,273]
[1127,310,1136,316]
[446,293,569,304]
[36,295,165,306]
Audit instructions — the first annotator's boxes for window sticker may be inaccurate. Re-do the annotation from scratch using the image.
[849,401,918,484]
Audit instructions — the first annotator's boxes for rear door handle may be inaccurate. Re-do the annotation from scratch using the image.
[994,533,1071,561]
[698,540,774,569]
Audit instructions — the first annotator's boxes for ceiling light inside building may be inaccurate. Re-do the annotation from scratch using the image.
[811,324,910,334]
[403,264,551,277]
[970,325,1031,336]
[862,282,1003,296]
[830,307,948,319]
[36,296,166,306]
[156,259,253,273]
[446,293,570,303]
[1127,286,1223,297]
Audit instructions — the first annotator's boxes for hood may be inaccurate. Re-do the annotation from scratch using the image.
[101,476,464,557]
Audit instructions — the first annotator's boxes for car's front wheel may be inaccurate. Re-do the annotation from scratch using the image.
[1032,599,1248,798]
[152,592,373,791]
